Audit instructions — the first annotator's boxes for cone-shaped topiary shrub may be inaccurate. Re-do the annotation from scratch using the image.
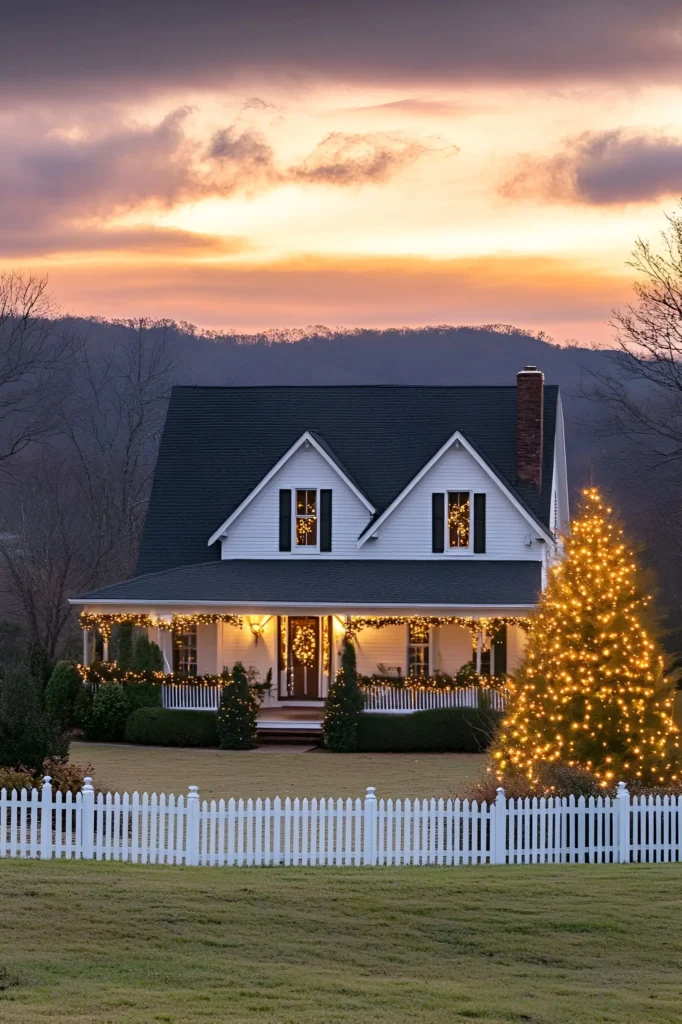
[217,663,259,750]
[323,639,364,752]
[0,668,68,771]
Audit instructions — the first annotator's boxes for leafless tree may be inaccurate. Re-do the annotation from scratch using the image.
[0,318,177,656]
[0,273,77,464]
[589,203,682,467]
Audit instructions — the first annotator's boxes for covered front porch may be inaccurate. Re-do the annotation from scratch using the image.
[78,608,528,730]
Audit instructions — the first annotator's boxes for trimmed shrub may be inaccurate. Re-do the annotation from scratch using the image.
[123,683,162,713]
[323,640,364,752]
[0,668,68,770]
[125,708,219,748]
[72,683,94,731]
[217,663,259,750]
[356,707,502,753]
[44,661,83,728]
[85,683,130,742]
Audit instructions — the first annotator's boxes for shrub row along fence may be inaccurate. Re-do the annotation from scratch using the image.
[160,682,509,713]
[1,779,681,866]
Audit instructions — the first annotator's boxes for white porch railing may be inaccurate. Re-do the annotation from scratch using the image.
[162,683,222,711]
[3,778,680,867]
[361,684,509,714]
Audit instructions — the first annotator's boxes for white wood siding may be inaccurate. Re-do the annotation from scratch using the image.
[221,446,369,558]
[433,625,473,673]
[197,624,219,675]
[221,619,276,679]
[507,624,527,674]
[366,444,544,561]
[354,624,406,677]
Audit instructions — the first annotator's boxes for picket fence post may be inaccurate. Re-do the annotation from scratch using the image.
[363,787,377,865]
[187,785,200,866]
[81,777,95,860]
[40,776,52,860]
[615,781,631,864]
[491,787,507,865]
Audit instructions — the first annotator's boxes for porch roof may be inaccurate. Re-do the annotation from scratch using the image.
[72,559,541,609]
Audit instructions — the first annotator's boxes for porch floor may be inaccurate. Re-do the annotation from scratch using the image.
[258,705,323,737]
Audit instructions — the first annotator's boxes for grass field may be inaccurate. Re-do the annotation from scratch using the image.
[0,859,681,1023]
[72,741,487,799]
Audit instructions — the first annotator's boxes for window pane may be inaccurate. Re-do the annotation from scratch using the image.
[295,488,318,546]
[448,492,470,548]
[173,626,197,677]
[407,622,429,677]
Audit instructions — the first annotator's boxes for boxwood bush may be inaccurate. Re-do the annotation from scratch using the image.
[356,708,502,753]
[124,708,219,748]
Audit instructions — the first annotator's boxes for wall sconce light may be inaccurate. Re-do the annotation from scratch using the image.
[249,616,272,642]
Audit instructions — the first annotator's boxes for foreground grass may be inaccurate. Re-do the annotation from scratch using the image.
[72,741,486,799]
[1,860,681,1023]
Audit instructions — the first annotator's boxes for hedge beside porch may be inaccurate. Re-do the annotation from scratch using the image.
[355,708,502,753]
[124,708,219,747]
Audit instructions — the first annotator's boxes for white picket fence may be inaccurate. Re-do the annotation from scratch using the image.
[1,777,681,867]
[362,684,509,714]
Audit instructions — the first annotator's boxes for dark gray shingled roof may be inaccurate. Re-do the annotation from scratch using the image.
[136,385,558,575]
[75,559,542,607]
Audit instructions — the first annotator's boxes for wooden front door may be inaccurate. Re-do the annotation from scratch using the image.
[287,616,321,698]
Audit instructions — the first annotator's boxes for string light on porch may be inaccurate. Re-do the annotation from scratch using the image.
[79,611,243,637]
[344,615,530,643]
[292,624,317,666]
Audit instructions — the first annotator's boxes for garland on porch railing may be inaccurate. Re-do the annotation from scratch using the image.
[77,663,273,698]
[344,615,531,647]
[358,673,510,692]
[79,611,243,639]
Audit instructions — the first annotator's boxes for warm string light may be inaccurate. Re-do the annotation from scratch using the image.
[492,487,682,787]
[80,611,242,638]
[345,615,530,645]
[361,675,509,694]
[292,624,317,666]
[78,664,241,689]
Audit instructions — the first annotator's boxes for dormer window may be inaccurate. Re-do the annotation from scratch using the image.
[295,489,318,547]
[448,492,470,548]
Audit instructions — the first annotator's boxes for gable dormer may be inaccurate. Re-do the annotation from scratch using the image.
[207,431,375,558]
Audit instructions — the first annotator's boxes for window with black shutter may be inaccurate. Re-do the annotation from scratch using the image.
[279,489,292,551]
[473,493,486,553]
[320,490,332,551]
[432,493,445,552]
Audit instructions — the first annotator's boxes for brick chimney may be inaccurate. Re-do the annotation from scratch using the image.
[516,366,544,489]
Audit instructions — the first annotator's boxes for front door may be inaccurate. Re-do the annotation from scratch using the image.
[287,616,321,698]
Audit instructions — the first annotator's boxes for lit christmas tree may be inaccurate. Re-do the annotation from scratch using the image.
[493,488,681,787]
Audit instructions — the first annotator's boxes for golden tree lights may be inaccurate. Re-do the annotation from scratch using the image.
[492,488,682,787]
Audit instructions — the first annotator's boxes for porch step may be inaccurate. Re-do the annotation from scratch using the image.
[257,718,323,744]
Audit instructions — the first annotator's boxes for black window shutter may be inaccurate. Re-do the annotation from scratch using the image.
[320,489,332,551]
[279,489,292,551]
[492,625,507,676]
[473,493,486,553]
[432,493,445,553]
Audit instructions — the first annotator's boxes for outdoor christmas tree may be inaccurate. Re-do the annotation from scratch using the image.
[493,488,682,787]
[217,662,259,750]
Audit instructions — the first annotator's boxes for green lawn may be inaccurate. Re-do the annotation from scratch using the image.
[71,741,487,799]
[0,859,681,1023]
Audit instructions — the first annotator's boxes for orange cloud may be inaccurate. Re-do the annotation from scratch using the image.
[42,251,632,345]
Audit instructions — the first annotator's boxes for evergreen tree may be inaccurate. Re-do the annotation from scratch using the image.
[217,662,259,750]
[323,639,364,753]
[493,488,682,787]
[131,633,164,672]
[44,661,83,729]
[115,622,134,670]
[0,668,68,771]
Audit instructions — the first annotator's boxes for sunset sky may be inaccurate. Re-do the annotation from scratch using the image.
[4,2,682,343]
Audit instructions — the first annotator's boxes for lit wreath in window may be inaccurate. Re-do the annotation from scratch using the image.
[292,624,317,666]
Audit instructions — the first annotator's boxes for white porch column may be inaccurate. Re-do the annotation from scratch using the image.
[102,638,109,662]
[475,631,483,673]
[159,622,173,673]
[82,629,90,667]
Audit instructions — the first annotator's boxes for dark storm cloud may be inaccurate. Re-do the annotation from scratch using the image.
[503,130,682,205]
[3,1,682,98]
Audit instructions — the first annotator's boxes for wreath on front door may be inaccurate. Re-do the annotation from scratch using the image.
[292,624,316,666]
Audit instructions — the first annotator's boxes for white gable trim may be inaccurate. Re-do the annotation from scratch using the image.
[207,431,375,546]
[356,430,554,548]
